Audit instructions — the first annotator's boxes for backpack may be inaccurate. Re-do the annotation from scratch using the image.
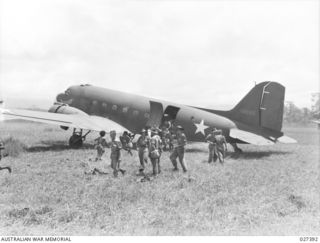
[149,136,161,159]
[215,135,225,146]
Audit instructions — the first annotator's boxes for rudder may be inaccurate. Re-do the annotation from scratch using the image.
[230,81,285,132]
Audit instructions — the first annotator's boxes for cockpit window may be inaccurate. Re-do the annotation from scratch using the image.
[56,88,72,102]
[65,89,71,96]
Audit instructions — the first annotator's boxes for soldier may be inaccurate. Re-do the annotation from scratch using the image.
[85,131,108,175]
[136,128,150,175]
[0,141,11,173]
[0,141,4,159]
[170,125,187,172]
[215,130,227,163]
[107,130,125,177]
[205,128,227,163]
[162,114,172,130]
[205,128,218,163]
[168,129,174,151]
[94,130,108,161]
[146,126,152,138]
[160,127,170,151]
[120,131,133,156]
[149,128,162,176]
[161,114,175,151]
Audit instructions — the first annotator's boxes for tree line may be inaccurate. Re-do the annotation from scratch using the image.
[284,93,319,124]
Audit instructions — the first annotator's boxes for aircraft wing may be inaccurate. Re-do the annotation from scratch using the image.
[229,128,275,146]
[0,108,125,133]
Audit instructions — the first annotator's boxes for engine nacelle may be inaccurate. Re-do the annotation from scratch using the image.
[48,103,89,130]
[48,103,88,116]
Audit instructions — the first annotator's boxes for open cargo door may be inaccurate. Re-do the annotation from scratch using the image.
[146,101,164,128]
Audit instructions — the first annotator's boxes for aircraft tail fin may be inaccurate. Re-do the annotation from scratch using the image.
[229,81,285,132]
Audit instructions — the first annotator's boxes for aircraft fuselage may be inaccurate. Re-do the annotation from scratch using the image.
[61,85,237,142]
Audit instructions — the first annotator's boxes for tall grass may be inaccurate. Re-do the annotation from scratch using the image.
[2,136,26,157]
[0,122,318,235]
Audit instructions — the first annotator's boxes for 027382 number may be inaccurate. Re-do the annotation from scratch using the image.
[300,237,318,242]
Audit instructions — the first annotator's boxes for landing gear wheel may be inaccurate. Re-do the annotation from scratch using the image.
[236,148,243,153]
[231,143,243,153]
[69,134,83,148]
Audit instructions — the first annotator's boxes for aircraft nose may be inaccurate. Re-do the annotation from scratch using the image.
[56,87,74,103]
[56,86,83,104]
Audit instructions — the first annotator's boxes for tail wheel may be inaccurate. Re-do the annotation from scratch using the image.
[69,134,83,148]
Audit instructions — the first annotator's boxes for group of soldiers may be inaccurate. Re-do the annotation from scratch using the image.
[90,130,126,177]
[205,128,227,163]
[91,124,188,178]
[0,119,228,178]
[91,119,227,178]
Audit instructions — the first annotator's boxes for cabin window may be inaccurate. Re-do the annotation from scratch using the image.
[122,107,129,113]
[65,89,71,96]
[79,98,90,110]
[102,102,108,108]
[133,110,139,116]
[144,113,150,118]
[112,105,118,111]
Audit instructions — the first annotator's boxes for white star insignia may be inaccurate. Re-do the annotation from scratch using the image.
[194,119,209,135]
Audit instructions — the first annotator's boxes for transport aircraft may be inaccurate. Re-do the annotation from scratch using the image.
[0,81,296,150]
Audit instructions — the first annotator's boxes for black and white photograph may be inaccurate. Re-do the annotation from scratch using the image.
[0,0,319,239]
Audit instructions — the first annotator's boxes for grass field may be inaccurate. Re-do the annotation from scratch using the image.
[0,121,319,235]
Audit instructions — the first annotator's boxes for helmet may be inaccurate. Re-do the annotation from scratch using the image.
[151,128,159,135]
[99,130,106,136]
[176,125,184,130]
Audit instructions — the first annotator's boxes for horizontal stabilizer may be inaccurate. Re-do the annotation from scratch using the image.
[230,128,274,146]
[277,135,297,144]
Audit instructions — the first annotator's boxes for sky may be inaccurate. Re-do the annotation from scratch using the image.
[0,0,319,109]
